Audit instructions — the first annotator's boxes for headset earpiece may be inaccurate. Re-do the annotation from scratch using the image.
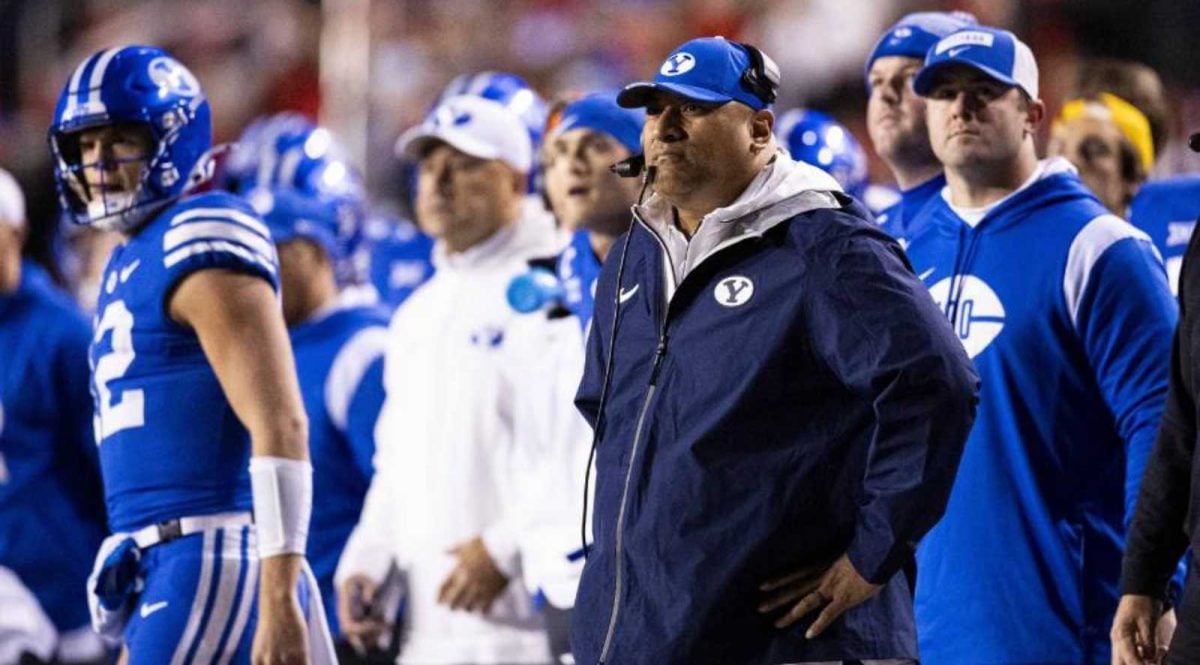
[735,42,780,106]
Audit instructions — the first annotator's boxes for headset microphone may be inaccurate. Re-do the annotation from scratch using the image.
[579,161,655,560]
[610,154,645,178]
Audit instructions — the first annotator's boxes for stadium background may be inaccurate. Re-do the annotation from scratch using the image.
[1,0,1199,283]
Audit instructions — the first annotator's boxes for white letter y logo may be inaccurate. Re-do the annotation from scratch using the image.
[714,276,754,307]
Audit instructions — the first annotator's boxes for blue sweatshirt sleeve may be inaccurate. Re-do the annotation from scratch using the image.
[56,314,98,462]
[325,325,389,480]
[343,356,385,480]
[575,232,625,429]
[1073,233,1186,601]
[805,221,980,584]
[1071,236,1177,527]
[54,310,108,528]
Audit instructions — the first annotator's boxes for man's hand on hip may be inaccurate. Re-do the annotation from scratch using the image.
[438,536,510,613]
[758,553,881,638]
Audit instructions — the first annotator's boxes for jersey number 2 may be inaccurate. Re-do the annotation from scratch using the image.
[93,300,144,441]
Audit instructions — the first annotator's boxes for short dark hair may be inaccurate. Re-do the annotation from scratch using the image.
[1074,58,1169,157]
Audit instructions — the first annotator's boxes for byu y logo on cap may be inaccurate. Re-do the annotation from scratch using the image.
[715,276,754,307]
[661,53,696,76]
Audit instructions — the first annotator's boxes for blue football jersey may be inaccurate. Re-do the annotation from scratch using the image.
[1129,174,1200,295]
[89,191,280,532]
[363,216,434,311]
[556,229,601,333]
[0,261,107,632]
[289,300,388,636]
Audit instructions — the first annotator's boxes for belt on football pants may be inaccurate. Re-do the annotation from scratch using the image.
[129,511,253,549]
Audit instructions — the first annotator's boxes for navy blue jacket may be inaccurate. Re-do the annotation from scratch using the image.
[572,160,979,664]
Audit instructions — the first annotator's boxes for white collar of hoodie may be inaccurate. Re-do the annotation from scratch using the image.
[431,196,558,271]
[634,151,843,299]
[942,156,1077,228]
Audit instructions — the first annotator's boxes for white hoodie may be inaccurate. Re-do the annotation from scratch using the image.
[337,202,560,664]
[501,311,593,610]
[636,151,843,304]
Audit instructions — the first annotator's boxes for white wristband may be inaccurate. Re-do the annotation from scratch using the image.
[249,456,312,559]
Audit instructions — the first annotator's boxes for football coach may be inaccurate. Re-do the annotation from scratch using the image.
[570,37,980,665]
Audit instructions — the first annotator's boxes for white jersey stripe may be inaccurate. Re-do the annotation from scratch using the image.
[301,561,339,665]
[163,240,277,275]
[169,207,272,239]
[190,528,246,664]
[1063,213,1158,329]
[164,220,277,260]
[216,528,259,665]
[169,529,216,665]
[325,326,388,432]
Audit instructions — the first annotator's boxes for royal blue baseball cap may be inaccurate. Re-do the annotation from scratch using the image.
[617,37,775,111]
[552,92,643,154]
[865,11,979,82]
[912,26,1039,99]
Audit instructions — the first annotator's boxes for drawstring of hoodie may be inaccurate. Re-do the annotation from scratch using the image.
[944,222,984,335]
[944,224,967,326]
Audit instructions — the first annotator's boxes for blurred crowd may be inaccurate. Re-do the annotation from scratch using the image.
[1,0,1198,297]
[4,0,1200,664]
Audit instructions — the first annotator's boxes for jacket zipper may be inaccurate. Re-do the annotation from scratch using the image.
[597,211,764,663]
[597,213,673,664]
[597,333,667,665]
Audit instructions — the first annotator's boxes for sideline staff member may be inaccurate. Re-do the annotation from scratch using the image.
[571,36,979,665]
[905,27,1177,664]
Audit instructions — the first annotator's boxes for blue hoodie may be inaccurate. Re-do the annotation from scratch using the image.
[572,156,979,664]
[905,158,1177,664]
[876,173,946,246]
[1128,174,1200,295]
[0,261,106,632]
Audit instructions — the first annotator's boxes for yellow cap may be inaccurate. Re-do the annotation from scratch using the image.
[1056,92,1154,172]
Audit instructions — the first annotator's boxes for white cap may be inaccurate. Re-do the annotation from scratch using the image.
[0,168,25,229]
[396,95,532,174]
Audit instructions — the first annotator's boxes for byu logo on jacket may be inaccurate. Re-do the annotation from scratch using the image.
[714,275,754,307]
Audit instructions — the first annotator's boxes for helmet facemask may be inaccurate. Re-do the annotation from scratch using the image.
[50,121,178,233]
